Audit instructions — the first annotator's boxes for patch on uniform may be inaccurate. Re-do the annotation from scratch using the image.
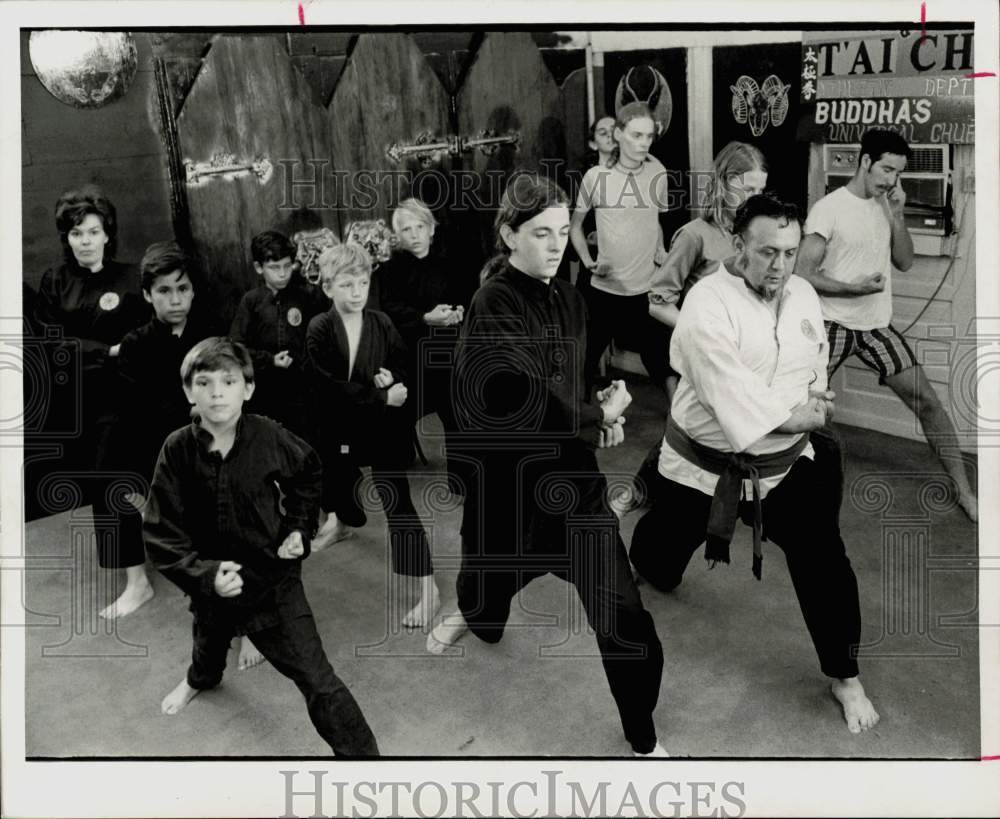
[286,307,302,327]
[801,318,817,341]
[99,292,120,311]
[340,444,350,454]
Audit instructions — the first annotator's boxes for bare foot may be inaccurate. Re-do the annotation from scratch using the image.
[161,678,201,715]
[426,610,469,654]
[958,493,978,523]
[98,578,154,620]
[634,741,670,757]
[831,677,880,733]
[238,636,265,670]
[402,576,441,629]
[312,520,354,553]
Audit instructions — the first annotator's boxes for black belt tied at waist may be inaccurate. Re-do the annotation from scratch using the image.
[663,416,809,580]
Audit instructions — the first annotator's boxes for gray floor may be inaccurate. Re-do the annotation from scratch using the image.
[22,378,980,758]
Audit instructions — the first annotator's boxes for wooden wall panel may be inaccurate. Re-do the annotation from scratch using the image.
[560,67,591,177]
[328,33,452,227]
[456,32,565,254]
[176,34,337,325]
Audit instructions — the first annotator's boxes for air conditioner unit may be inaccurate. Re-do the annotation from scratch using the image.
[822,144,951,236]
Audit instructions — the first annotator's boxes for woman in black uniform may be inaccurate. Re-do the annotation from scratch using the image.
[33,186,153,619]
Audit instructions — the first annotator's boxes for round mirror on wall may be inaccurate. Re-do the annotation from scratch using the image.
[28,30,138,109]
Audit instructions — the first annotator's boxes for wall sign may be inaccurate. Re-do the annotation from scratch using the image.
[798,29,974,144]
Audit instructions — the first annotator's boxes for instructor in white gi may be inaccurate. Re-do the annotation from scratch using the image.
[630,194,879,734]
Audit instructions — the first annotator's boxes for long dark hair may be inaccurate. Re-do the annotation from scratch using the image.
[479,173,570,282]
[55,186,118,262]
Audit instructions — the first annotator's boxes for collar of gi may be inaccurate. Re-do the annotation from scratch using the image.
[503,260,559,303]
[193,412,247,459]
[725,263,790,304]
[69,256,116,280]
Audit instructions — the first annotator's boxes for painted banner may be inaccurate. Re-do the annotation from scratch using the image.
[798,28,975,143]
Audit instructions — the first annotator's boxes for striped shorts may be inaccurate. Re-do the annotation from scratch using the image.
[825,321,918,384]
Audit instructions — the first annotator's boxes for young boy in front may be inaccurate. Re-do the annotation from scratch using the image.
[142,337,379,756]
[305,243,441,629]
[119,242,270,667]
[230,230,325,439]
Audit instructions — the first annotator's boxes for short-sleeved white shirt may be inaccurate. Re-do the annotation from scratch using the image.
[803,186,894,331]
[575,158,669,296]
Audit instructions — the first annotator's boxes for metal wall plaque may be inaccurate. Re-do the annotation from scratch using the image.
[28,31,138,109]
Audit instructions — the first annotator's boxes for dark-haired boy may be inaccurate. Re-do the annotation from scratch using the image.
[118,242,217,488]
[143,337,379,756]
[230,230,326,438]
[118,242,272,668]
[795,128,977,521]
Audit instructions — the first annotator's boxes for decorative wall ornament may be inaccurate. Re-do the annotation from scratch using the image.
[28,31,138,108]
[730,74,791,137]
[293,227,340,285]
[615,64,673,137]
[345,220,397,271]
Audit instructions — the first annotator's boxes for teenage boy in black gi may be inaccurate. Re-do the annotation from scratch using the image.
[427,174,667,757]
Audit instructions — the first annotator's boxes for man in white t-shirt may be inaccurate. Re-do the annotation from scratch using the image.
[795,129,977,522]
[570,102,671,396]
[629,194,880,735]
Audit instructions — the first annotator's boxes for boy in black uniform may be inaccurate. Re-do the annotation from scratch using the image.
[306,243,441,629]
[143,337,379,756]
[117,243,263,669]
[378,198,466,491]
[117,242,216,492]
[230,230,325,439]
[427,174,667,757]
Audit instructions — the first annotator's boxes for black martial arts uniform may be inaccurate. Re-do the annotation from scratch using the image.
[305,307,432,578]
[375,245,466,489]
[33,257,149,568]
[450,259,664,754]
[115,310,219,485]
[143,413,378,756]
[229,276,326,441]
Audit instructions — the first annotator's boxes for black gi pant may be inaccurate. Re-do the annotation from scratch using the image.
[629,442,860,680]
[410,336,464,495]
[456,465,664,754]
[321,457,433,578]
[74,366,145,570]
[186,579,379,757]
[582,285,672,396]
